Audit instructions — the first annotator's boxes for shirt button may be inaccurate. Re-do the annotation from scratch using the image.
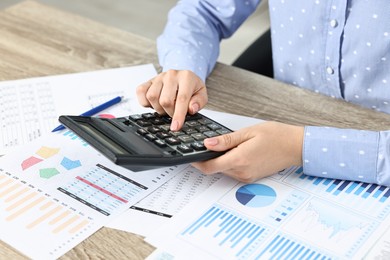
[330,19,338,28]
[326,66,334,75]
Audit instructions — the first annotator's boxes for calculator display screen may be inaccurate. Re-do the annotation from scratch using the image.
[77,121,129,155]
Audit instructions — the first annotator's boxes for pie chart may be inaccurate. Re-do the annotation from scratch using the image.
[235,184,277,207]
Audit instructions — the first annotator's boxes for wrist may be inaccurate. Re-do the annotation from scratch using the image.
[284,124,304,166]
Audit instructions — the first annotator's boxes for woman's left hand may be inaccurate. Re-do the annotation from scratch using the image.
[192,121,304,183]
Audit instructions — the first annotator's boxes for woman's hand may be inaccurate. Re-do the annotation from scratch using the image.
[192,122,304,183]
[136,70,208,131]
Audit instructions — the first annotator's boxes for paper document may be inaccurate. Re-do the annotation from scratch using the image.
[0,64,156,154]
[0,130,186,259]
[105,110,262,236]
[146,166,390,259]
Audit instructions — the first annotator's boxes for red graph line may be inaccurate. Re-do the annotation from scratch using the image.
[75,176,128,203]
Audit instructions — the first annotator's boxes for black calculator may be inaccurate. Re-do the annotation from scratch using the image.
[58,112,232,171]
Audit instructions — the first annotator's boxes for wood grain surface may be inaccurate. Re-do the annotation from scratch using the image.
[1,1,390,259]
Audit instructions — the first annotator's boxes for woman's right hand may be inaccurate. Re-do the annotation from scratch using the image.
[136,70,208,131]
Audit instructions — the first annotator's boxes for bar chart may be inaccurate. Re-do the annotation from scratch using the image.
[63,130,89,146]
[284,167,390,219]
[0,170,91,237]
[255,234,332,259]
[267,190,309,226]
[180,205,271,260]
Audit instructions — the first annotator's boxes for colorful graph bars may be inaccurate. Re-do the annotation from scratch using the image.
[285,167,390,219]
[255,234,332,259]
[292,167,390,202]
[180,205,271,259]
[63,130,89,146]
[0,171,90,234]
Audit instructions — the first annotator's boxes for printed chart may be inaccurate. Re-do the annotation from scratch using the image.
[146,166,390,259]
[255,233,331,259]
[59,164,147,216]
[63,130,89,147]
[180,205,271,260]
[0,170,93,258]
[285,167,390,219]
[283,198,377,257]
[130,166,221,218]
[0,127,179,259]
[0,81,57,153]
[235,184,277,207]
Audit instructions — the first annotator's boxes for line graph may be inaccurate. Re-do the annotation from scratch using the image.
[282,198,377,257]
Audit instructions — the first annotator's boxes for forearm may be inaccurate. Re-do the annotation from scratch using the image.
[157,0,261,82]
[303,126,390,186]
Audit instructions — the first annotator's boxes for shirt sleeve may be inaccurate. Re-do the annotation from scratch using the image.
[303,126,390,186]
[157,0,261,82]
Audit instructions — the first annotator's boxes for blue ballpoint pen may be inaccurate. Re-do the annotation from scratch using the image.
[51,95,123,132]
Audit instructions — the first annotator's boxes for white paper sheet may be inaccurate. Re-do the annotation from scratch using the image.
[0,64,156,154]
[106,110,263,236]
[146,165,390,259]
[0,130,187,259]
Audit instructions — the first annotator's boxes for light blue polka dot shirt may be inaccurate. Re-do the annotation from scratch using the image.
[157,0,390,186]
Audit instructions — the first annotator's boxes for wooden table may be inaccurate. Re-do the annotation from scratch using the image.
[1,1,390,259]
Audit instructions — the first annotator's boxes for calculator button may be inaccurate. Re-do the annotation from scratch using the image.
[198,118,212,125]
[129,114,142,121]
[183,128,198,135]
[191,133,206,141]
[204,131,219,138]
[169,131,185,137]
[195,125,209,132]
[178,135,195,143]
[181,126,190,132]
[136,128,148,135]
[207,123,221,131]
[145,133,157,141]
[186,121,200,127]
[165,137,181,145]
[217,129,231,135]
[156,132,171,139]
[147,126,161,134]
[191,142,207,151]
[161,116,172,123]
[154,139,167,148]
[136,120,152,127]
[159,125,171,132]
[151,118,165,125]
[177,144,194,153]
[142,113,156,119]
[186,114,202,121]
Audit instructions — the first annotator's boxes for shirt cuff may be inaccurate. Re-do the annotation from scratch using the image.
[303,126,379,184]
[158,50,210,83]
[377,131,390,185]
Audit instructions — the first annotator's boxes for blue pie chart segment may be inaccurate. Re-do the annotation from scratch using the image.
[236,184,277,207]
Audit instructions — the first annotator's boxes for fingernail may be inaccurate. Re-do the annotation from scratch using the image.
[191,103,199,114]
[171,120,179,131]
[204,138,218,146]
